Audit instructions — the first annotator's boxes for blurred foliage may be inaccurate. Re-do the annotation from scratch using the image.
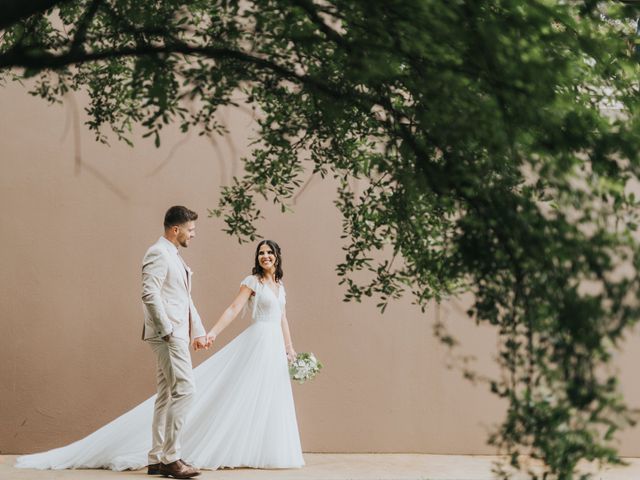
[3,1,640,477]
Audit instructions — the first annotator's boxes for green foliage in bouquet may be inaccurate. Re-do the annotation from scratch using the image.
[289,352,323,384]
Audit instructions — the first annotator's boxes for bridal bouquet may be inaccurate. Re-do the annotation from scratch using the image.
[289,352,323,384]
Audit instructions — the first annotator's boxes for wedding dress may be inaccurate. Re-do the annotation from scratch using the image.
[16,275,304,471]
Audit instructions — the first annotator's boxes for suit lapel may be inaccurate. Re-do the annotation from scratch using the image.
[176,252,193,338]
[176,252,191,291]
[158,237,189,290]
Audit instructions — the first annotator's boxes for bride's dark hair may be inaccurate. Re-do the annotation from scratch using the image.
[252,240,283,282]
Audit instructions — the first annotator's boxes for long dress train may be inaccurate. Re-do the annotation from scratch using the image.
[16,275,304,471]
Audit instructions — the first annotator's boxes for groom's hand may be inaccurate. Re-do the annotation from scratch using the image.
[192,336,208,351]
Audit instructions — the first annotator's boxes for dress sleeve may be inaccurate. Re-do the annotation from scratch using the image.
[240,274,259,292]
[281,282,286,305]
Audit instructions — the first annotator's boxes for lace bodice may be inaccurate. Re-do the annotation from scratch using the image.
[240,275,286,323]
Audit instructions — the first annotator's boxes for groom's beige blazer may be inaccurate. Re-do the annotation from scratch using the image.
[141,236,206,341]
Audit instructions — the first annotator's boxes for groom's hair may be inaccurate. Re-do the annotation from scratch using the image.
[164,206,198,229]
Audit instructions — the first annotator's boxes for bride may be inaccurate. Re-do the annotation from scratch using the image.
[16,239,305,472]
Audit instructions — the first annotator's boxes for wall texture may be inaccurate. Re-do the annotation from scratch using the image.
[1,82,640,456]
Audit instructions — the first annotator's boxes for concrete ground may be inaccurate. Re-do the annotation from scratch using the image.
[2,454,640,480]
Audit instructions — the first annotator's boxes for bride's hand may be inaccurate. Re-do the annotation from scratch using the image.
[286,346,297,362]
[206,331,216,347]
[192,336,211,351]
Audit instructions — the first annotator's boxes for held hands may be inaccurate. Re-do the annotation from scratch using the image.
[192,335,212,351]
[206,330,217,347]
[192,330,217,352]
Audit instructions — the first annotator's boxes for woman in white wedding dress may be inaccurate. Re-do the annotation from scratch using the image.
[16,239,304,471]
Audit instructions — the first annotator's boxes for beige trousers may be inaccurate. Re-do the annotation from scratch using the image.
[147,336,195,464]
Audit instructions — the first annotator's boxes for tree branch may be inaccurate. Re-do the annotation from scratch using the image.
[288,0,349,49]
[69,0,104,53]
[0,0,71,31]
[0,41,353,101]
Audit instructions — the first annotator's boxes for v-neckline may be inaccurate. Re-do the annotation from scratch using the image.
[261,279,280,299]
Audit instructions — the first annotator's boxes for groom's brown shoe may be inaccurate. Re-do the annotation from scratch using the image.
[160,460,201,479]
[147,463,162,475]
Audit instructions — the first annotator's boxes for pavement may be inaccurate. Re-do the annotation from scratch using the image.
[2,454,640,480]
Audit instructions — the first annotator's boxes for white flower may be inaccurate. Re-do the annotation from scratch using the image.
[289,352,323,384]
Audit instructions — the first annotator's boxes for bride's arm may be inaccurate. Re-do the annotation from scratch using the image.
[207,285,253,341]
[281,309,297,361]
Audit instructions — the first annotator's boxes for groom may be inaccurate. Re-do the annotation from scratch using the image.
[142,206,210,479]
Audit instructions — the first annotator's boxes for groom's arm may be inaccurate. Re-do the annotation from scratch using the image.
[142,248,173,338]
[189,299,206,340]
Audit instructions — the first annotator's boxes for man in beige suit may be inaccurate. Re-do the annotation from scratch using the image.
[142,206,210,479]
